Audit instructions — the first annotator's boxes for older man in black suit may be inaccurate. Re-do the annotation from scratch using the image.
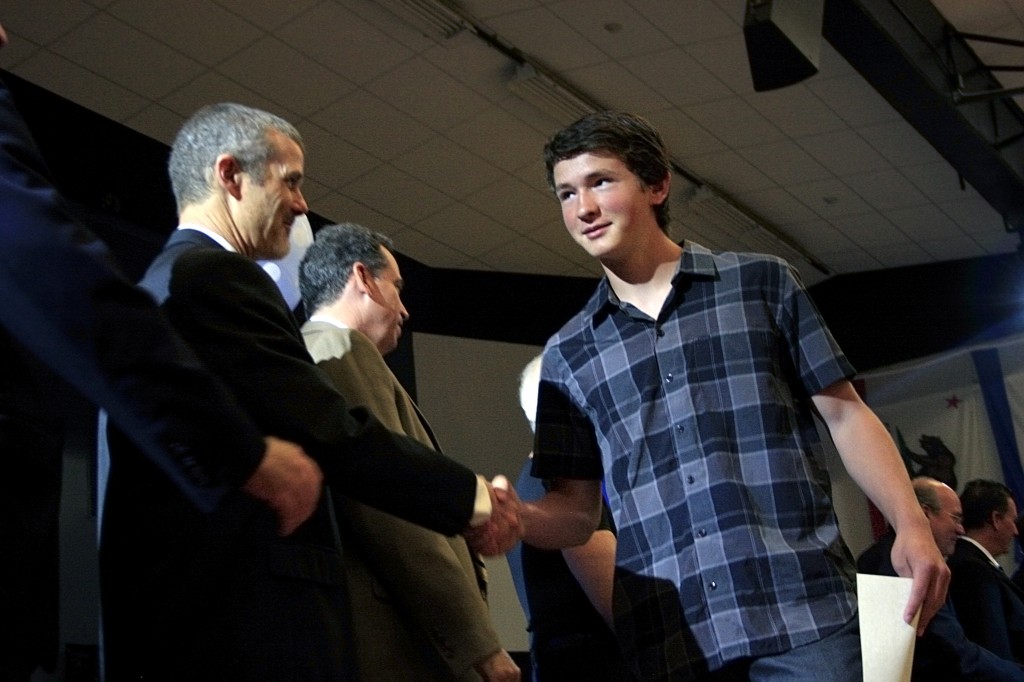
[100,102,521,681]
[0,25,321,680]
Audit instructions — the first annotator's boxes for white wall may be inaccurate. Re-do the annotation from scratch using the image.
[412,333,542,652]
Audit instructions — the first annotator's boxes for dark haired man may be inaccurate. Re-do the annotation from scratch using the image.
[948,479,1024,663]
[517,111,948,680]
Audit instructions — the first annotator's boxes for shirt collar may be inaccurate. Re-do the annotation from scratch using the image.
[587,240,718,328]
[178,223,236,252]
[307,313,350,331]
[960,535,1003,568]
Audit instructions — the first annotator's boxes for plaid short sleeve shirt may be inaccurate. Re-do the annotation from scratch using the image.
[532,242,859,679]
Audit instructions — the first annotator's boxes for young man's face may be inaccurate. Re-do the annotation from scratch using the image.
[551,152,668,264]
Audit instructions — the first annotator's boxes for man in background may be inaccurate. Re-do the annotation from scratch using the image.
[100,103,521,680]
[507,354,627,681]
[858,477,1024,679]
[948,479,1024,663]
[298,222,519,681]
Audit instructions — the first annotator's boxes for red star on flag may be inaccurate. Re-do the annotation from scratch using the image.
[946,395,961,409]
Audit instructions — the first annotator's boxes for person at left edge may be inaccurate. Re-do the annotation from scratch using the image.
[0,25,320,681]
[100,102,522,681]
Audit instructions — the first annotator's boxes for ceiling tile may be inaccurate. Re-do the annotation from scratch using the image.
[445,107,550,172]
[646,108,728,158]
[566,60,672,113]
[343,164,453,225]
[311,191,409,236]
[279,3,414,85]
[11,50,148,123]
[4,0,96,45]
[549,0,674,60]
[684,96,785,149]
[367,59,490,132]
[796,129,890,176]
[737,140,832,185]
[844,169,930,211]
[484,6,606,69]
[217,36,354,118]
[733,187,819,226]
[743,84,847,137]
[211,0,321,32]
[807,72,901,128]
[412,203,513,257]
[476,233,580,276]
[109,0,263,66]
[392,137,504,199]
[918,236,988,261]
[685,150,775,193]
[158,71,285,120]
[635,0,738,46]
[51,13,204,99]
[299,123,383,189]
[787,178,873,219]
[685,34,754,96]
[900,161,981,204]
[389,227,475,270]
[623,47,733,107]
[464,178,554,235]
[860,119,945,167]
[888,204,965,239]
[309,90,434,162]
[123,102,186,146]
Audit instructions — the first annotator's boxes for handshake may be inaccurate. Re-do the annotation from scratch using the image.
[464,475,525,557]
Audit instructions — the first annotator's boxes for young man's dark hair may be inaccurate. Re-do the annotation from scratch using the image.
[542,111,672,232]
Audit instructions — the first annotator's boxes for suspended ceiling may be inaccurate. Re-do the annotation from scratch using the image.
[4,0,1024,286]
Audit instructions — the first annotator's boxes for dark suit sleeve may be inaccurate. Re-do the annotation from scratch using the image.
[924,601,1024,681]
[159,248,478,535]
[0,76,264,512]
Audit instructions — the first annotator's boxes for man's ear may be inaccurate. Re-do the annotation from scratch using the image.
[649,173,671,206]
[352,261,375,295]
[215,154,244,199]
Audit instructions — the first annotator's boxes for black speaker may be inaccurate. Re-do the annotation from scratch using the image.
[743,0,824,92]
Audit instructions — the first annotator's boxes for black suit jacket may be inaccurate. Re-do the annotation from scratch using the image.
[101,230,479,680]
[857,532,1024,680]
[948,537,1024,664]
[0,75,265,675]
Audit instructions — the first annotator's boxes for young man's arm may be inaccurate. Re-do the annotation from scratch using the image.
[812,379,949,634]
[521,478,603,550]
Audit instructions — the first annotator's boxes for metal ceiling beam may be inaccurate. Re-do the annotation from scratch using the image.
[823,0,1024,231]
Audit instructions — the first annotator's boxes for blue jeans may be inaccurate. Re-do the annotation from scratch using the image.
[709,614,862,682]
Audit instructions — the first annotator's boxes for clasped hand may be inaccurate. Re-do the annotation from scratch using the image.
[465,475,524,556]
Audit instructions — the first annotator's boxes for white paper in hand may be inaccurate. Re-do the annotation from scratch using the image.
[857,573,919,682]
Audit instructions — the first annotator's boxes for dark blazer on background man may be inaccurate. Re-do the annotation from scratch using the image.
[101,229,480,681]
[857,531,1024,680]
[948,537,1024,665]
[0,75,266,677]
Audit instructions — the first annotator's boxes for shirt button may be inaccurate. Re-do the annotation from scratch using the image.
[709,581,718,590]
[686,475,695,484]
[675,423,684,432]
[697,528,707,537]
[665,373,673,383]
[656,327,665,338]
